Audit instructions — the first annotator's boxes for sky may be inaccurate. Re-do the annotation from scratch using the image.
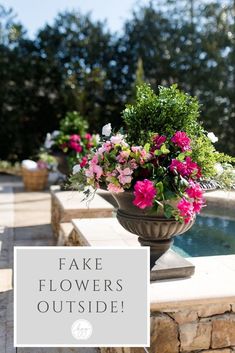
[1,0,149,37]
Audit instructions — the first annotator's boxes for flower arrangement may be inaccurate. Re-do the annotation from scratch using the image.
[44,111,99,172]
[72,127,205,224]
[71,84,235,224]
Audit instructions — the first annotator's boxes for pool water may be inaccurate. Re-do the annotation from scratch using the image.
[173,215,235,257]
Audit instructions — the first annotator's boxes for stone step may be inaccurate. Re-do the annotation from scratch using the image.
[57,222,74,245]
[50,186,114,238]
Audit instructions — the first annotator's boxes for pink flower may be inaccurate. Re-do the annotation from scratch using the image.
[177,198,194,223]
[85,133,92,140]
[185,157,201,178]
[131,146,141,153]
[193,200,204,213]
[133,179,156,209]
[170,157,201,179]
[170,159,187,176]
[86,164,103,180]
[37,160,47,169]
[93,165,103,179]
[85,154,103,180]
[107,183,124,193]
[117,167,133,185]
[129,159,138,169]
[186,182,203,200]
[70,134,81,142]
[80,156,88,168]
[91,154,98,164]
[69,134,83,152]
[85,168,94,179]
[110,134,124,145]
[116,150,130,163]
[171,131,191,152]
[103,141,113,152]
[153,134,167,149]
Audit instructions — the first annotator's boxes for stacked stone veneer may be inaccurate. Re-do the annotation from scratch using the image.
[101,303,235,353]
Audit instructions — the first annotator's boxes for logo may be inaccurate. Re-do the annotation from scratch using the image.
[71,319,93,340]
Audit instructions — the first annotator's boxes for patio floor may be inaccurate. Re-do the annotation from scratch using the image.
[0,174,98,353]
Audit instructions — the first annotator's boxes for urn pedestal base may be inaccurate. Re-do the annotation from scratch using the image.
[149,249,195,281]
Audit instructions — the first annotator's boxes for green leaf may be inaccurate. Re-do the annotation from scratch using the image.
[144,143,150,152]
[164,189,176,200]
[163,204,175,219]
[160,144,170,154]
[156,181,164,197]
[154,149,163,156]
[177,153,186,161]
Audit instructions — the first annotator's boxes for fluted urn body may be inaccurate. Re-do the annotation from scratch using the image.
[112,191,195,269]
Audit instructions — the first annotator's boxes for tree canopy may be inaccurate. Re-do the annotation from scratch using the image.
[0,0,235,160]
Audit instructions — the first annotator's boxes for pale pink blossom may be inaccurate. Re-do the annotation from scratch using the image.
[117,167,133,185]
[107,183,124,193]
[110,134,124,145]
[116,150,130,163]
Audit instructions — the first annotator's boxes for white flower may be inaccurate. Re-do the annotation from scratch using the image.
[51,130,60,138]
[94,134,100,144]
[72,164,81,175]
[102,123,112,137]
[208,132,218,143]
[44,133,53,149]
[21,159,38,170]
[214,163,224,176]
[110,134,124,144]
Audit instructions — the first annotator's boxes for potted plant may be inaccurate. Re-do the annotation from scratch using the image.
[71,84,235,269]
[44,111,99,175]
[21,153,57,191]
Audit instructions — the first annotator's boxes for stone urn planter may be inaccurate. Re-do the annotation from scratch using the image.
[51,151,70,176]
[112,191,195,270]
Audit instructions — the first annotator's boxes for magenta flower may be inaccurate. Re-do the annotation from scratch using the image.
[171,131,191,151]
[170,159,187,176]
[85,133,92,140]
[193,200,204,213]
[70,141,83,153]
[80,156,88,168]
[170,157,201,179]
[70,134,81,142]
[186,182,203,200]
[153,134,167,149]
[177,198,194,223]
[185,157,201,178]
[133,179,157,209]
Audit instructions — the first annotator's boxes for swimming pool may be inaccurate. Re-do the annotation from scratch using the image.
[173,213,235,257]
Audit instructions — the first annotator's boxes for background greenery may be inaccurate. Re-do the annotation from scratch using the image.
[0,0,235,161]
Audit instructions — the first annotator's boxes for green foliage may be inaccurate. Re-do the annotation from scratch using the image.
[123,83,201,145]
[59,111,88,135]
[122,83,234,178]
[38,152,56,166]
[215,164,235,190]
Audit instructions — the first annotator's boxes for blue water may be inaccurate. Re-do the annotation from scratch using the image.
[173,215,235,257]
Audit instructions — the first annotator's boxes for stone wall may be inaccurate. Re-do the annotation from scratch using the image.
[101,303,235,353]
